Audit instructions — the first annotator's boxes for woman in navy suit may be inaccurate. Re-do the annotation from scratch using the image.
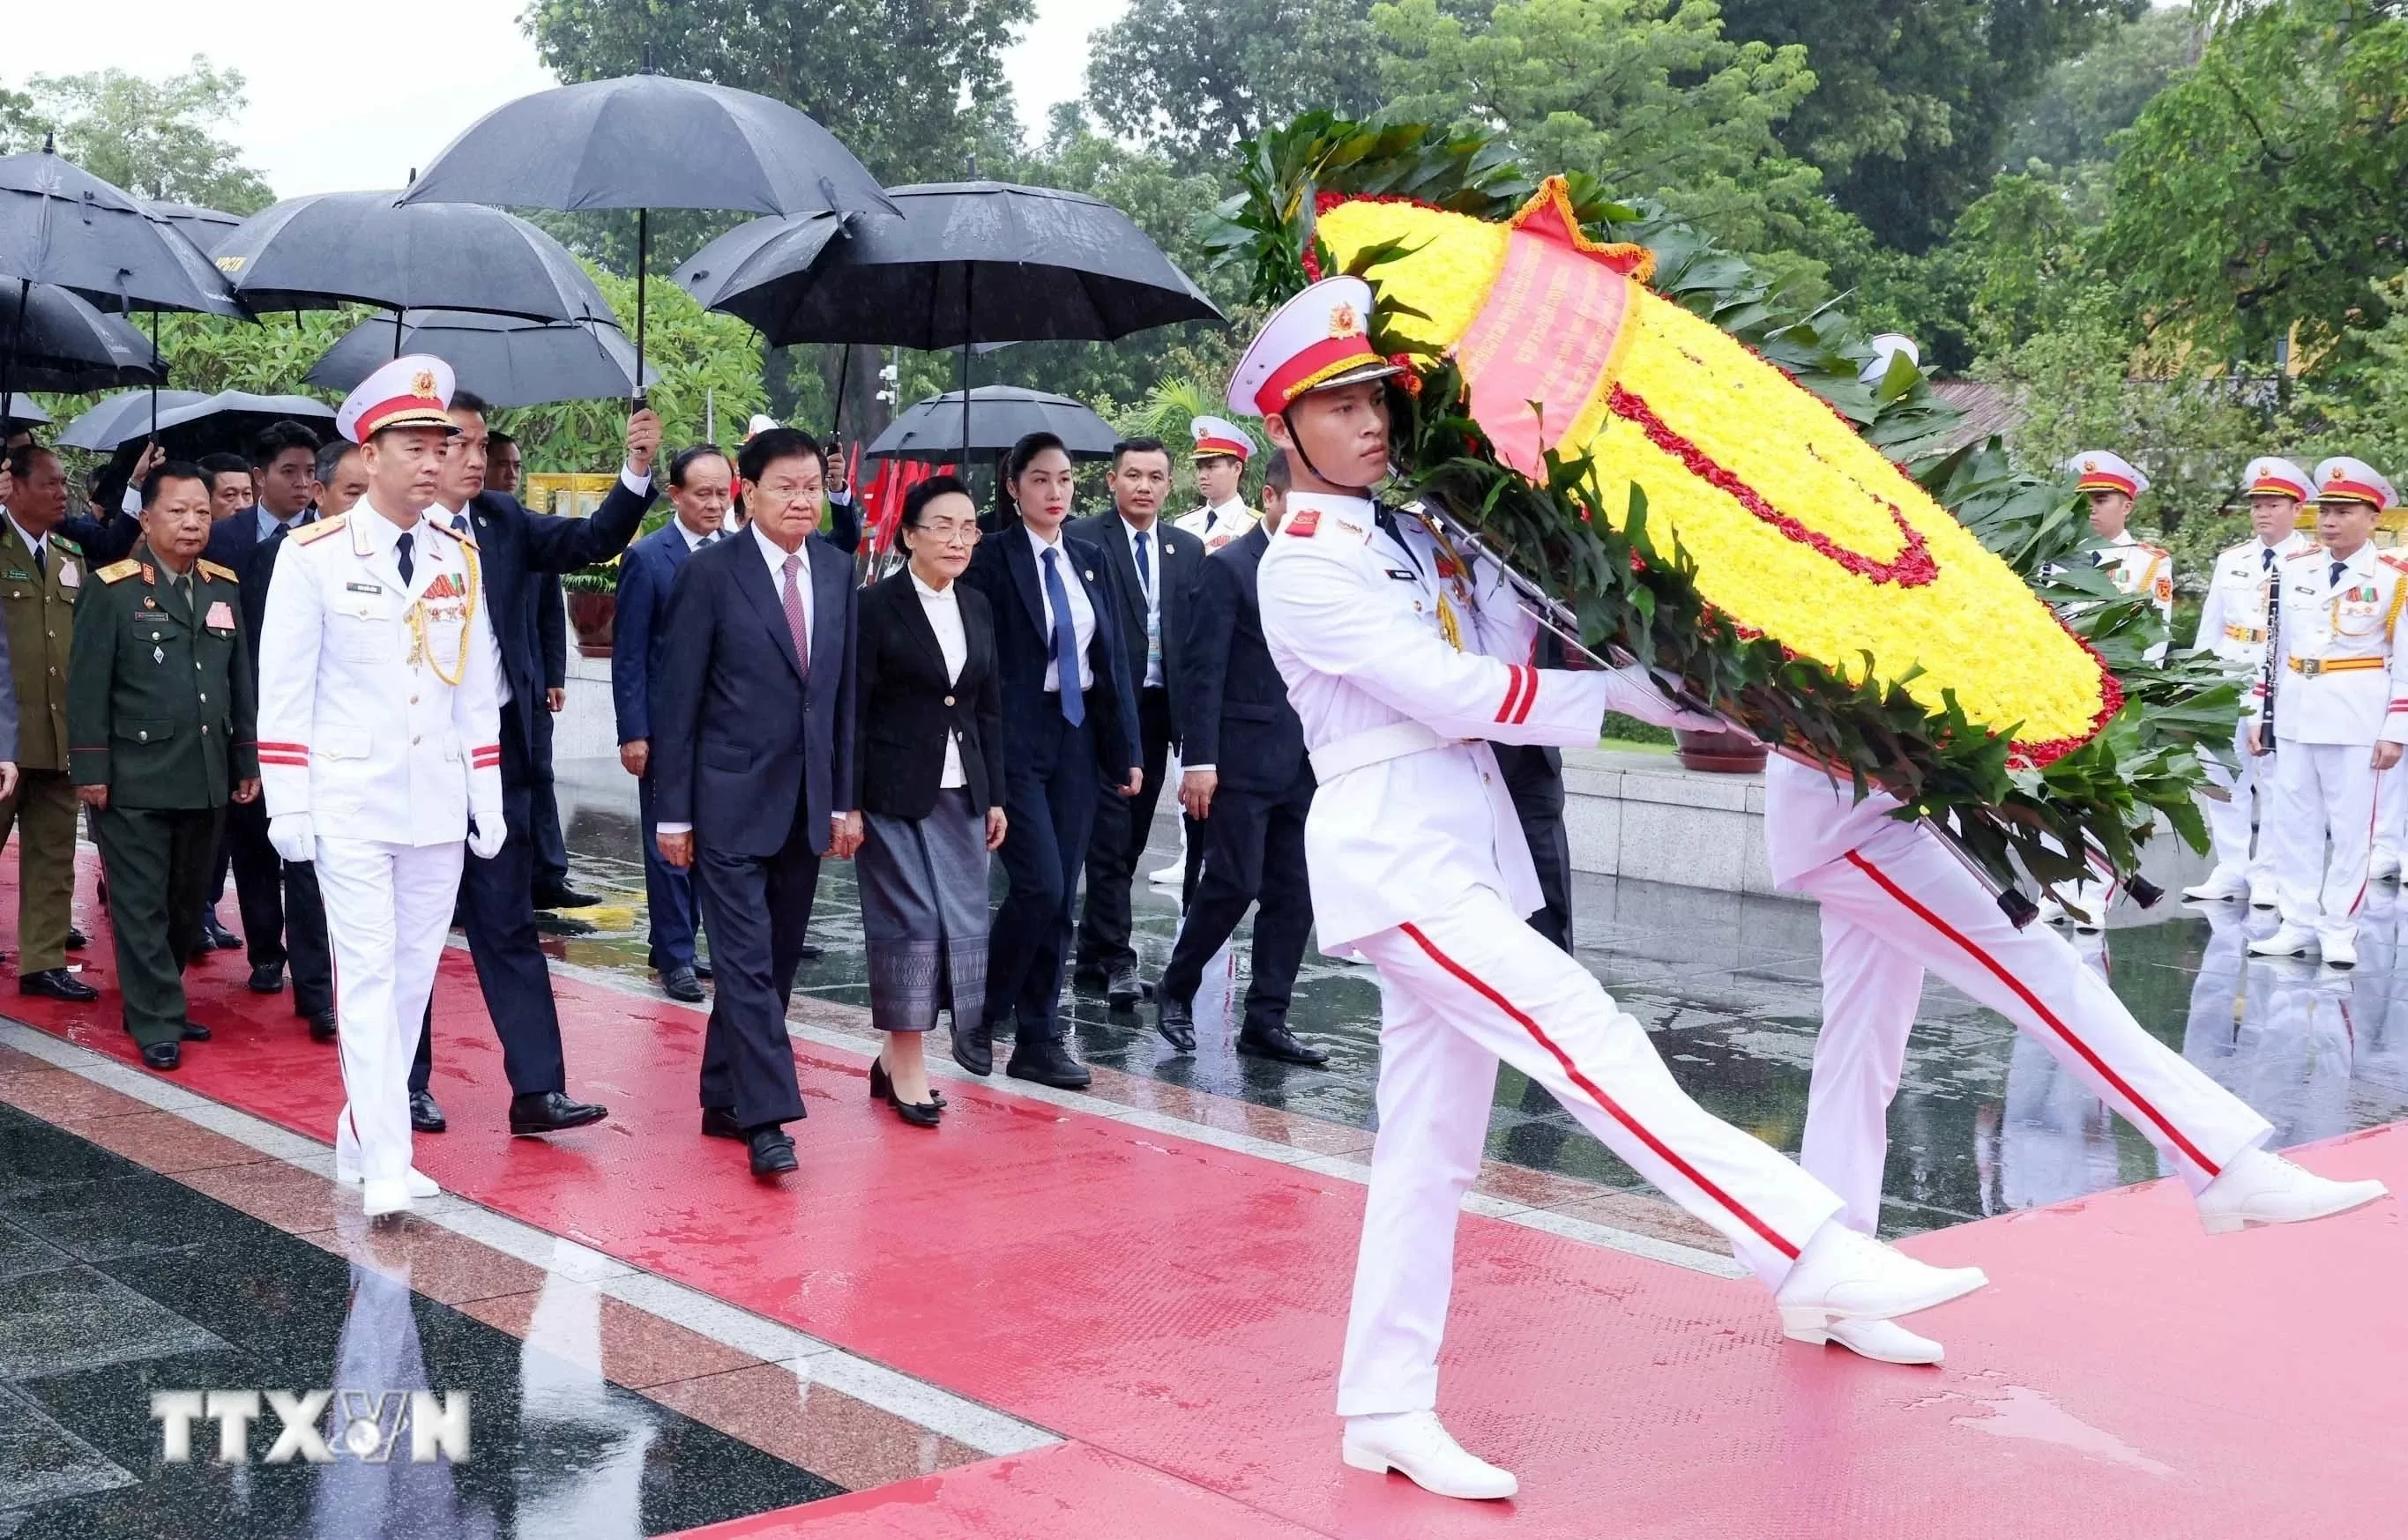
[958,434,1142,1090]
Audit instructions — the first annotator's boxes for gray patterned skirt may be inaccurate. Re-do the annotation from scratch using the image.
[857,789,989,1035]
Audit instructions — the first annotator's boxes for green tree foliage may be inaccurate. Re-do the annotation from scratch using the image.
[2096,0,2408,364]
[2003,5,2204,169]
[19,58,273,212]
[1714,0,2139,251]
[0,86,40,154]
[1371,0,1857,281]
[1085,0,1385,176]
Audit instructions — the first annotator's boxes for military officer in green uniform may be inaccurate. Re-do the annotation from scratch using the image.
[1,443,93,1000]
[67,461,259,1068]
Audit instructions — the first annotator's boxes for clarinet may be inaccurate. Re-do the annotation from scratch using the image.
[2260,553,2283,753]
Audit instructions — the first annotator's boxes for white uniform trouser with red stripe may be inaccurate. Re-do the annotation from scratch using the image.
[1763,817,2272,1285]
[1337,886,1845,1417]
[2371,757,2408,870]
[317,837,465,1187]
[2201,725,2272,890]
[2268,739,2380,949]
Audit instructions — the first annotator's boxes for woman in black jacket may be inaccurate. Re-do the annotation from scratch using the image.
[841,475,1005,1125]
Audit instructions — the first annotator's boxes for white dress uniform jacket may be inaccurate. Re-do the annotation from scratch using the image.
[2196,532,2307,673]
[2255,542,2408,747]
[1174,499,1262,554]
[1256,494,1608,952]
[257,504,504,841]
[2098,530,2173,663]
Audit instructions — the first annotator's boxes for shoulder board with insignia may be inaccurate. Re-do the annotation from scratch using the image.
[290,516,347,546]
[95,560,140,584]
[1283,509,1320,539]
[2381,553,2408,574]
[50,538,81,558]
[429,519,474,547]
[197,560,237,584]
[2285,545,2325,562]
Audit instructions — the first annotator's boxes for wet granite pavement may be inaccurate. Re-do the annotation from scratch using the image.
[547,759,2408,1242]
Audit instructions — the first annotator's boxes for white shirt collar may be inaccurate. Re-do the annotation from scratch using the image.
[1208,496,1249,522]
[354,500,426,556]
[909,567,957,600]
[675,517,714,551]
[1023,520,1066,562]
[752,521,809,578]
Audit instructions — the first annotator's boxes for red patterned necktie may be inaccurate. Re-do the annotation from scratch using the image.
[781,553,811,673]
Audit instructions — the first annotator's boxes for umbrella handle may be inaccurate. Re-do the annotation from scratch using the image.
[632,208,649,411]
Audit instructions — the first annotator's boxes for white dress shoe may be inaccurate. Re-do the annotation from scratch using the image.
[1774,1222,1987,1342]
[337,1164,439,1199]
[1341,1411,1517,1501]
[2372,854,2400,882]
[360,1178,415,1218]
[2321,934,2359,969]
[1820,1317,1944,1365]
[2248,884,2280,910]
[2248,924,2318,958]
[2181,875,2246,902]
[2036,897,2067,926]
[2196,1147,2388,1235]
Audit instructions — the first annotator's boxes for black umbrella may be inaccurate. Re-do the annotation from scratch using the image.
[211,190,618,326]
[399,72,898,403]
[59,389,335,455]
[866,386,1120,461]
[307,309,656,407]
[146,200,243,256]
[675,181,1221,452]
[0,281,165,392]
[0,141,246,316]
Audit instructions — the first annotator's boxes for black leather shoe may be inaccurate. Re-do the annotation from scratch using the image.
[307,1008,338,1043]
[64,926,87,950]
[747,1127,797,1175]
[532,881,601,910]
[701,1105,744,1141]
[1070,966,1109,995]
[1106,967,1152,1009]
[951,1020,994,1077]
[693,960,714,980]
[1237,1023,1331,1067]
[140,1041,180,1071]
[248,963,286,994]
[509,1091,608,1136]
[1005,1036,1092,1090]
[21,969,97,1002]
[178,1019,212,1042]
[660,964,705,1003]
[410,1090,447,1133]
[203,916,242,950]
[1156,996,1197,1053]
[869,1058,947,1112]
[533,911,597,936]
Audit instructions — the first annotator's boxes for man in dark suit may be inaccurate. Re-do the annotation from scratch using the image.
[1155,456,1328,1066]
[491,430,593,919]
[614,444,732,1002]
[652,427,856,1177]
[434,391,660,1137]
[961,437,1142,1088]
[1068,438,1205,1008]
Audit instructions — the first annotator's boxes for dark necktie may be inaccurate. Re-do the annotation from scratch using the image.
[1041,547,1085,726]
[32,542,43,579]
[2262,546,2276,571]
[1133,528,1151,598]
[397,531,414,587]
[2332,559,2346,589]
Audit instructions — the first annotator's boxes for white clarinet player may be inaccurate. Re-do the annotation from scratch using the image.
[2184,457,2314,908]
[2248,457,2408,970]
[256,355,506,1218]
[1242,277,1989,1504]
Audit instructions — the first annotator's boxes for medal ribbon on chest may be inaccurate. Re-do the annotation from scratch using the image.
[406,547,481,684]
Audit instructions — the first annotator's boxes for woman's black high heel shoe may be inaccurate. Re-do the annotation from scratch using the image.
[869,1059,943,1126]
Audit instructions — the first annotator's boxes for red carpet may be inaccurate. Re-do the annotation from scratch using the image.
[14,854,2408,1536]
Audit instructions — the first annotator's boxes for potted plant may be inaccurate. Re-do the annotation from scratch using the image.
[561,561,619,657]
[1673,727,1769,774]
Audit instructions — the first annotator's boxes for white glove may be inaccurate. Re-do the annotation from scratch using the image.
[268,813,316,864]
[466,809,506,860]
[1602,664,1730,735]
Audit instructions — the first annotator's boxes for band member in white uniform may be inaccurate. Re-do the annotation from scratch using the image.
[2042,450,2173,928]
[1763,751,2382,1363]
[257,356,505,1218]
[2248,458,2408,969]
[1174,415,1263,554]
[1243,278,1989,1503]
[2185,458,2314,906]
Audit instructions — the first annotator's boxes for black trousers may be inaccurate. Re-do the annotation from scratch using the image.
[1076,685,1174,977]
[454,713,568,1097]
[1495,743,1574,953]
[530,696,570,888]
[691,807,818,1130]
[987,709,1098,1038]
[225,793,334,1016]
[94,803,221,1049]
[1158,768,1315,1035]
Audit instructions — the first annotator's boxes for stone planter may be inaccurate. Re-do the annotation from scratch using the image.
[566,591,615,658]
[1672,726,1767,774]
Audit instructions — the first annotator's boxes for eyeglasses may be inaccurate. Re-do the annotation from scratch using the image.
[915,519,980,545]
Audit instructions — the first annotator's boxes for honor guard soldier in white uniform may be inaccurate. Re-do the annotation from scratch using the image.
[2041,450,2173,927]
[1174,415,1262,553]
[2185,457,2315,906]
[2248,457,2408,969]
[1243,277,1990,1503]
[257,356,505,1218]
